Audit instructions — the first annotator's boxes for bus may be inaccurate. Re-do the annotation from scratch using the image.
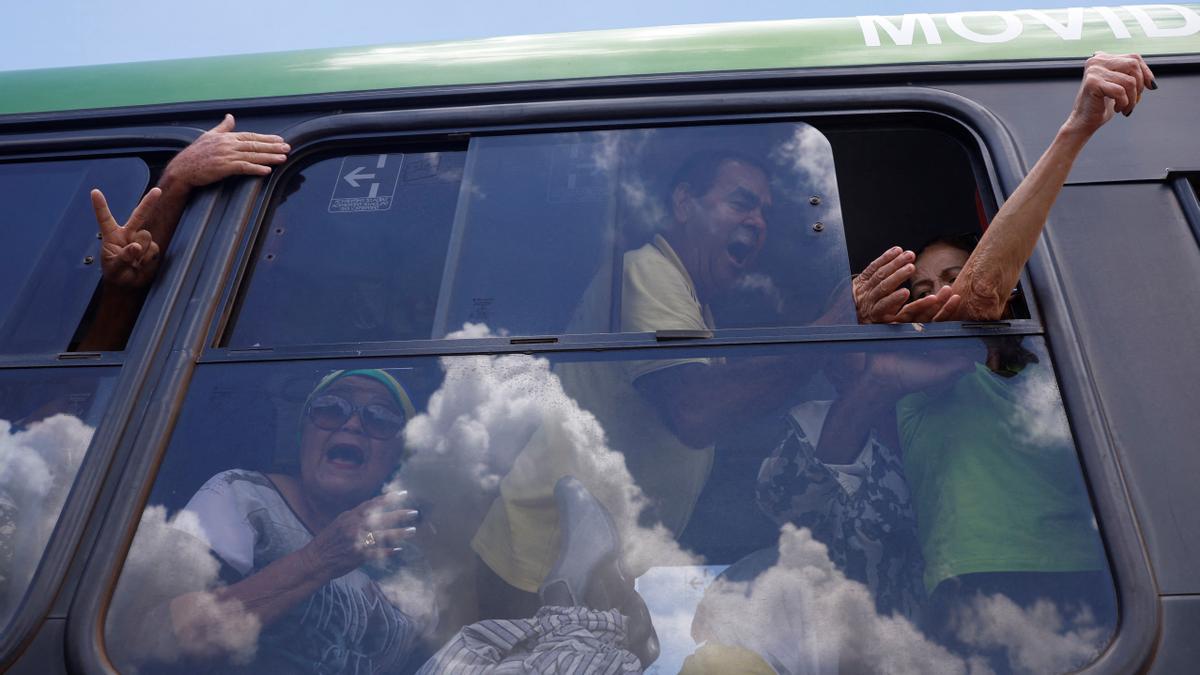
[1,4,1198,674]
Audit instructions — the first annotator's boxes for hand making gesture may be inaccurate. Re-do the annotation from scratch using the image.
[92,187,163,290]
[90,114,290,290]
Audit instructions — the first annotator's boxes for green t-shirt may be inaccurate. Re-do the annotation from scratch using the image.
[897,362,1105,593]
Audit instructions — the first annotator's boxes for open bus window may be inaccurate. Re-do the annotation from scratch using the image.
[0,366,118,627]
[825,122,1031,321]
[0,158,150,354]
[106,336,1114,674]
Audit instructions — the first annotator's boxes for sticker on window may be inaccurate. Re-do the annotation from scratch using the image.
[328,154,404,213]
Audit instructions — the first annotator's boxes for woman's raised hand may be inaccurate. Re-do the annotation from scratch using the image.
[301,492,418,579]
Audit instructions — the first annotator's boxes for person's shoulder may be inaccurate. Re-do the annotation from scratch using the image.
[624,240,669,271]
[624,238,690,293]
[194,468,272,499]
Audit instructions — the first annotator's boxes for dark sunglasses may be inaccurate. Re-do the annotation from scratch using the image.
[307,393,406,440]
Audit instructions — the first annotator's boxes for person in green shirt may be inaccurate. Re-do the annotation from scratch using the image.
[840,51,1154,665]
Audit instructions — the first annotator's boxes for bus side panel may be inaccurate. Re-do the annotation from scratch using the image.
[1149,596,1200,673]
[946,72,1200,183]
[1042,182,1200,596]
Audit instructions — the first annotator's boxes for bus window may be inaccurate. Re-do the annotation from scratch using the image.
[105,335,1113,674]
[0,158,150,354]
[0,366,118,626]
[824,123,1032,321]
[433,123,850,339]
[225,147,467,348]
[224,122,853,348]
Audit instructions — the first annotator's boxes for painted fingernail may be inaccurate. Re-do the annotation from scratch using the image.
[1148,79,1158,90]
[403,527,417,534]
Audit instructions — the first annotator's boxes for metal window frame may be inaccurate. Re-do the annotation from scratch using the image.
[66,86,1157,675]
[201,101,1041,356]
[1168,170,1200,250]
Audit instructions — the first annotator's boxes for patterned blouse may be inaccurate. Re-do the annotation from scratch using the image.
[184,469,434,674]
[755,401,926,620]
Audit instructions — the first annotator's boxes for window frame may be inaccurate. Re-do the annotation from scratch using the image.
[1169,170,1200,250]
[68,88,1158,675]
[205,109,1044,356]
[0,126,221,667]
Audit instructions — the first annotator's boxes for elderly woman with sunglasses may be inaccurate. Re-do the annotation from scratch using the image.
[166,369,431,674]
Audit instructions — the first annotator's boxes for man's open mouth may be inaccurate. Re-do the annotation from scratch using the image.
[325,443,366,468]
[726,226,759,266]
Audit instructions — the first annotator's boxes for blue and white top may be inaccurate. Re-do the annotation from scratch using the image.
[184,469,434,675]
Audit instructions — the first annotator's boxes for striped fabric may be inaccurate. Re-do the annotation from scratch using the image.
[417,606,642,674]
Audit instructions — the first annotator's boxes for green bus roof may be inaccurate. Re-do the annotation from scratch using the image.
[3,4,1199,117]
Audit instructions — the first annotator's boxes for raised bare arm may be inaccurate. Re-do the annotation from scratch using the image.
[948,52,1155,320]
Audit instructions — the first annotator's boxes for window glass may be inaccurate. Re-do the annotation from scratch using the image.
[0,366,119,625]
[227,122,856,347]
[226,148,467,348]
[107,337,1113,674]
[435,124,850,338]
[0,158,150,354]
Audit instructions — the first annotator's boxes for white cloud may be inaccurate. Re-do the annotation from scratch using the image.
[954,593,1108,674]
[736,272,785,313]
[0,415,94,618]
[390,323,697,632]
[693,525,970,675]
[1009,366,1073,448]
[770,125,844,230]
[107,505,261,669]
[689,523,1113,674]
[378,566,442,637]
[589,128,665,237]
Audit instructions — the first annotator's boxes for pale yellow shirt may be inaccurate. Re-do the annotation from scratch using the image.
[472,235,716,592]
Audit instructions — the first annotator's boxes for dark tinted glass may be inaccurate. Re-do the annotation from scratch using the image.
[0,158,149,354]
[108,337,1113,674]
[226,149,466,347]
[0,366,119,625]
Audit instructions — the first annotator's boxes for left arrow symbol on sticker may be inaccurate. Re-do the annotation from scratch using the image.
[343,166,377,188]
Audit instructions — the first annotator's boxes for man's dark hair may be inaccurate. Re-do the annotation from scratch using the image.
[667,150,770,206]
